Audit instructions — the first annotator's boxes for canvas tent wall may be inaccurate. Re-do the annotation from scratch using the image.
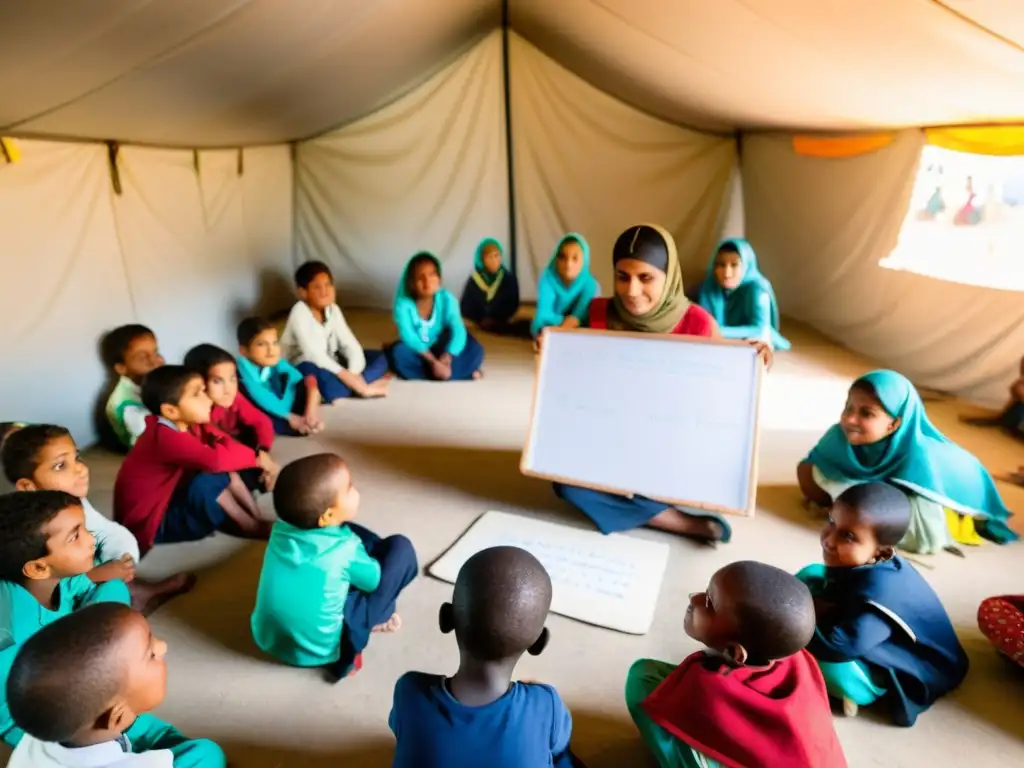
[2,0,1024,445]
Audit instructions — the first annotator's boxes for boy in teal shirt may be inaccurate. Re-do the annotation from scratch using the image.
[7,602,225,767]
[250,453,418,679]
[0,490,131,746]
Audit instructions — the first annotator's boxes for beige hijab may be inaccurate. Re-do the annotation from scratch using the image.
[606,223,690,334]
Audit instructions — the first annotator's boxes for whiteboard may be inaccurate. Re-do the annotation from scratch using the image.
[429,511,670,634]
[521,328,762,516]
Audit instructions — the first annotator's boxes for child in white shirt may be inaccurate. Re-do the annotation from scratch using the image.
[279,260,390,400]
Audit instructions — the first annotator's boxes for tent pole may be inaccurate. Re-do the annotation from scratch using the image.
[501,0,518,274]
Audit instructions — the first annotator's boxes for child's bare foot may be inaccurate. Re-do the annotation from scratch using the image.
[130,572,196,616]
[372,612,402,633]
[363,379,390,398]
[842,698,859,717]
[472,369,483,380]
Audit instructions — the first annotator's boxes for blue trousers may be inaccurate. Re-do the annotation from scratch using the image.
[296,350,389,404]
[386,332,485,381]
[334,523,419,676]
[156,472,231,544]
[553,482,666,534]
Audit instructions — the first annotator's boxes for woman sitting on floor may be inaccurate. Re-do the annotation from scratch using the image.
[696,238,791,350]
[551,223,772,546]
[797,369,1019,554]
[460,238,527,336]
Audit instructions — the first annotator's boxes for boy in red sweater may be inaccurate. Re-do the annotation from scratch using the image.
[113,365,271,555]
[183,343,279,490]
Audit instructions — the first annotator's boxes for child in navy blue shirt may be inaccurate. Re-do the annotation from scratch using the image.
[796,482,968,726]
[389,546,577,767]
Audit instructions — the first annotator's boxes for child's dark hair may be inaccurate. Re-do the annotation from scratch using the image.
[237,316,275,348]
[273,453,348,529]
[405,252,442,294]
[834,482,912,546]
[451,546,552,660]
[8,602,136,743]
[717,561,815,663]
[1,424,71,484]
[183,344,235,378]
[0,490,82,583]
[717,240,740,256]
[100,324,155,368]
[295,260,333,290]
[140,365,201,416]
[0,422,26,452]
[559,235,581,251]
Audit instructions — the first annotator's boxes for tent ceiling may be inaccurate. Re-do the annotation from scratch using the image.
[2,0,1024,147]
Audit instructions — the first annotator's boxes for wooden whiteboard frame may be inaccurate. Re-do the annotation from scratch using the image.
[520,327,764,517]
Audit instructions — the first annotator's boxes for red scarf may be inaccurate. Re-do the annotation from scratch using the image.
[642,650,847,768]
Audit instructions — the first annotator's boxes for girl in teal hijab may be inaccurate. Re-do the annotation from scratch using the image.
[800,370,1017,547]
[697,238,791,351]
[531,233,599,340]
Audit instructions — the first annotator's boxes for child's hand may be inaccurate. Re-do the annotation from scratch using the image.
[257,452,279,489]
[287,414,312,435]
[90,554,136,584]
[561,316,580,330]
[747,340,774,370]
[432,355,453,381]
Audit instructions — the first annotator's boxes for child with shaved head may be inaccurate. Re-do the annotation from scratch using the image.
[389,546,580,767]
[797,482,968,726]
[627,561,846,768]
[250,453,417,680]
[6,602,224,767]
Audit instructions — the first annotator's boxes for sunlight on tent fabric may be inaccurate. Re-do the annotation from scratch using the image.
[759,371,851,432]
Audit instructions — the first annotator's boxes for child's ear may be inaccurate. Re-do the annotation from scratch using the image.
[97,699,134,734]
[159,403,180,422]
[13,478,37,492]
[317,509,336,528]
[438,603,455,634]
[724,642,748,666]
[113,362,128,377]
[887,417,901,434]
[527,627,550,657]
[22,558,52,582]
[875,546,896,563]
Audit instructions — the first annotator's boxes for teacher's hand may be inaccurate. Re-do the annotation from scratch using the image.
[560,315,581,330]
[748,341,774,370]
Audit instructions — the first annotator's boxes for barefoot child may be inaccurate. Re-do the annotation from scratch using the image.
[280,260,391,399]
[390,546,580,767]
[796,483,969,726]
[184,344,279,488]
[251,453,417,680]
[460,238,525,335]
[114,365,270,556]
[101,324,166,448]
[6,603,225,767]
[798,369,1017,552]
[0,490,131,746]
[2,425,193,615]
[626,561,846,768]
[531,234,599,343]
[388,251,485,381]
[236,317,324,435]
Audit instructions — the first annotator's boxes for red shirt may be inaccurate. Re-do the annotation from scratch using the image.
[588,298,716,337]
[643,650,847,768]
[211,392,275,451]
[114,415,260,554]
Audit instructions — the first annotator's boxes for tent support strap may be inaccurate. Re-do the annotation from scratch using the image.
[501,0,518,275]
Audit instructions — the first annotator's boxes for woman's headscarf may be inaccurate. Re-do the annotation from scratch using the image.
[808,369,1017,544]
[470,237,505,300]
[606,224,690,334]
[697,238,790,350]
[537,233,598,312]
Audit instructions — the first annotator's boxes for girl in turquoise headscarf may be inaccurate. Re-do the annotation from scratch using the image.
[459,237,526,335]
[531,234,599,342]
[697,239,791,351]
[387,252,485,381]
[798,370,1018,553]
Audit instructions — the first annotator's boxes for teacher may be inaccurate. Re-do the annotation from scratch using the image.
[552,223,771,546]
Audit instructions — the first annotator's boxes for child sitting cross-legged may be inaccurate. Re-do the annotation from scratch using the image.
[796,482,969,726]
[236,317,324,436]
[101,324,166,449]
[0,490,131,747]
[251,453,417,680]
[279,260,391,400]
[387,251,485,381]
[6,602,225,767]
[390,546,582,768]
[1,424,193,616]
[626,561,846,768]
[183,343,279,488]
[114,365,271,557]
